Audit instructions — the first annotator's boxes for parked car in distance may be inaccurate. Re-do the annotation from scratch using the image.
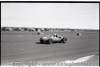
[77,33,82,36]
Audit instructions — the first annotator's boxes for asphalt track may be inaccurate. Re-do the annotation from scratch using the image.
[1,31,99,65]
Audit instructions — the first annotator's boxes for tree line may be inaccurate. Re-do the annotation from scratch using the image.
[1,27,99,32]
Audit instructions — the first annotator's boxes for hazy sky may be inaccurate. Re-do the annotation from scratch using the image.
[1,3,99,29]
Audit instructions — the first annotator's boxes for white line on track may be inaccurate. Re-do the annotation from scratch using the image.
[62,55,95,63]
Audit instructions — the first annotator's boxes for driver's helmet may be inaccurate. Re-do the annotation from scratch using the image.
[53,33,58,37]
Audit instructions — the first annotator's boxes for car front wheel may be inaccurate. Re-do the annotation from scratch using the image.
[61,37,67,43]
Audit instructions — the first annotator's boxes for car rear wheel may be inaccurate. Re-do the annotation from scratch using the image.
[40,40,43,43]
[48,39,53,44]
[40,38,44,43]
[61,37,67,43]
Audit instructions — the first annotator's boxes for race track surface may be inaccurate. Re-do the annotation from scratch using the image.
[1,31,99,65]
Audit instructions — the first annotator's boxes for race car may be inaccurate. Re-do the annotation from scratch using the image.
[40,34,67,44]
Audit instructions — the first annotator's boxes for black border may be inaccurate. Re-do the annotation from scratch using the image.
[0,1,99,66]
[0,1,100,3]
[0,3,1,66]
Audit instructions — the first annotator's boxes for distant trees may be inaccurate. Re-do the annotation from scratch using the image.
[1,27,99,32]
[1,27,35,31]
[1,27,12,31]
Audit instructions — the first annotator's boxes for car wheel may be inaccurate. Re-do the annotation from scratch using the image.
[61,37,67,43]
[40,40,43,43]
[40,38,44,43]
[48,39,53,44]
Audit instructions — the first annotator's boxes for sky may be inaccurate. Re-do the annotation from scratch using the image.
[1,3,99,29]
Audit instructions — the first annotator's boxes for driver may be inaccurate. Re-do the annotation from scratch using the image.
[53,33,58,37]
[53,33,63,38]
[53,33,63,37]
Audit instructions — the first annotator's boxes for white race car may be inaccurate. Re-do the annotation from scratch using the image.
[40,34,67,44]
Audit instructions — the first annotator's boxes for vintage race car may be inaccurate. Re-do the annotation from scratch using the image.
[40,35,67,44]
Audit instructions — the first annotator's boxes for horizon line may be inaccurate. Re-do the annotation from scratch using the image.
[1,26,99,30]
